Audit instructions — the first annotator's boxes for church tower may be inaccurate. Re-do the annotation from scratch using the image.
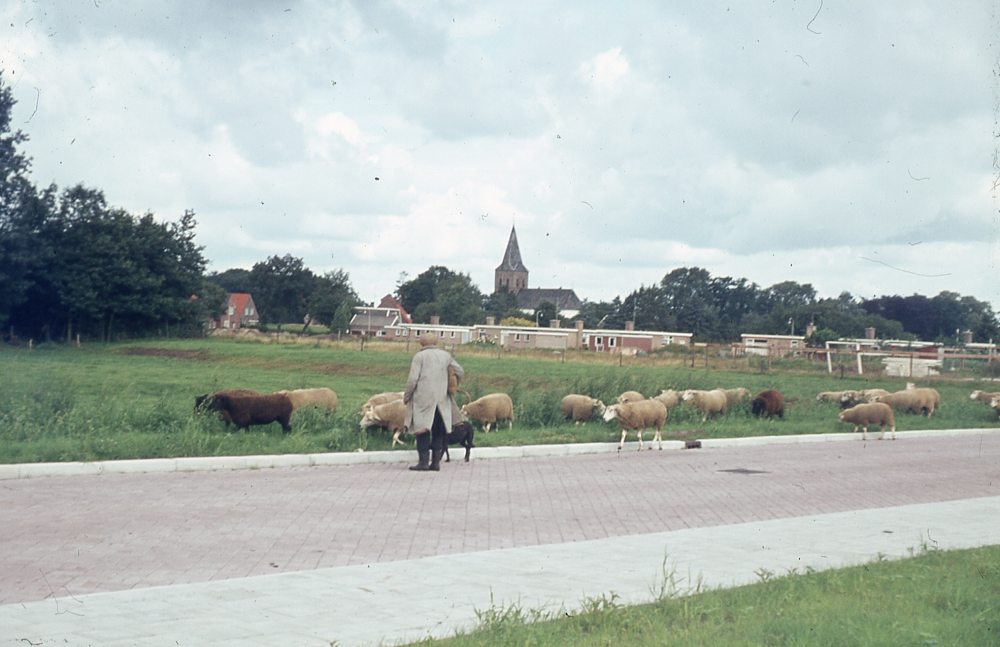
[494,225,529,294]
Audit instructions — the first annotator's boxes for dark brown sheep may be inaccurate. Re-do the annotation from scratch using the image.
[751,390,784,419]
[208,393,293,433]
[195,389,261,426]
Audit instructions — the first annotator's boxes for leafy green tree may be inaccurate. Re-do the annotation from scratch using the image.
[483,286,520,321]
[534,299,558,327]
[398,266,483,325]
[249,254,315,331]
[307,269,360,331]
[0,73,43,334]
[575,299,615,329]
[207,268,253,294]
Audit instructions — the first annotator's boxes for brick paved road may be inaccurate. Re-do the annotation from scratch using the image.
[3,433,998,606]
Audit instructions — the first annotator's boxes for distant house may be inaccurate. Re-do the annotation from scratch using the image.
[350,295,412,337]
[211,293,259,330]
[741,333,806,357]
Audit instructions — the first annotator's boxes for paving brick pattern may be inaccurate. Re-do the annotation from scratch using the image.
[2,433,998,605]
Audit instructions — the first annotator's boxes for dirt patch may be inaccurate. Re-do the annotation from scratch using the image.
[123,348,209,361]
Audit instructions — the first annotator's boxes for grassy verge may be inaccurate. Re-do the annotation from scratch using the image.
[2,337,998,463]
[416,544,1000,647]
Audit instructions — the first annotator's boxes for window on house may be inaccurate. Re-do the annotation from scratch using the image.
[223,320,230,329]
[450,331,455,338]
[515,334,521,341]
[228,306,235,316]
[609,338,617,347]
[595,337,603,345]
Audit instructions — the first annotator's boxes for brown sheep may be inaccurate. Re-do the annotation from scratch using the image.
[602,399,669,450]
[561,394,606,425]
[870,388,939,417]
[208,393,293,433]
[194,389,261,426]
[616,391,645,404]
[839,403,896,440]
[751,390,784,419]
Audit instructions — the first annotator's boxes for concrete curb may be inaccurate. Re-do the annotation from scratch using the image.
[2,427,998,480]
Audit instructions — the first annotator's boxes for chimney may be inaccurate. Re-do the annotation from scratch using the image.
[625,321,635,331]
[962,330,973,345]
[485,316,495,326]
[550,319,560,328]
[805,324,817,338]
[864,327,876,340]
[430,316,440,325]
[576,321,584,332]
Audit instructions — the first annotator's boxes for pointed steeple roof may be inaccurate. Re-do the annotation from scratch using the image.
[496,225,529,273]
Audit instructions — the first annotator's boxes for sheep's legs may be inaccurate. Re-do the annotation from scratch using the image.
[653,430,662,450]
[618,429,627,450]
[636,431,643,451]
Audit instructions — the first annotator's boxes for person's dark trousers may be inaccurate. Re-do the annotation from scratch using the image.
[412,410,446,471]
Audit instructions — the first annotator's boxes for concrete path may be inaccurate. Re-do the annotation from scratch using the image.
[1,430,998,646]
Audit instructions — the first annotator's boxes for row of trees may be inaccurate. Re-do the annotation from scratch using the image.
[394,265,1000,346]
[208,257,360,333]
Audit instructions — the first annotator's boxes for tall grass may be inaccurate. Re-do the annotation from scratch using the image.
[2,338,999,463]
[422,544,1000,647]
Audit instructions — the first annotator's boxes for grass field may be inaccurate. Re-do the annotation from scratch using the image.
[415,543,1000,647]
[2,336,999,464]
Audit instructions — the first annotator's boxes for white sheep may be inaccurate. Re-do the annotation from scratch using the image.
[561,394,606,425]
[722,387,751,407]
[989,397,1000,419]
[840,388,890,408]
[816,391,849,404]
[359,399,407,446]
[870,388,939,417]
[652,389,681,411]
[970,390,1000,407]
[616,390,645,404]
[838,402,896,440]
[603,399,669,450]
[680,389,727,421]
[276,388,338,414]
[359,391,405,416]
[462,393,514,432]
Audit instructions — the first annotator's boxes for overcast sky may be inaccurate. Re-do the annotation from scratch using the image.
[3,1,997,310]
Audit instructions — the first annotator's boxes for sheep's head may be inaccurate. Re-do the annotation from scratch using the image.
[359,411,382,429]
[601,405,619,422]
[593,400,607,416]
[971,391,982,400]
[838,411,847,422]
[991,397,1000,409]
[840,391,857,403]
[680,390,695,401]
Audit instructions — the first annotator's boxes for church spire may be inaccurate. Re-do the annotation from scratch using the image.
[495,225,529,294]
[497,225,528,273]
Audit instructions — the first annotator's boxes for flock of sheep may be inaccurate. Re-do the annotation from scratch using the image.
[194,381,998,453]
[562,388,784,451]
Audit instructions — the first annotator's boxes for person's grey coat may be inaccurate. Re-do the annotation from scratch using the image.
[404,346,464,433]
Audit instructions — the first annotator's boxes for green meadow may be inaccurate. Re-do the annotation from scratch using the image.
[2,336,998,464]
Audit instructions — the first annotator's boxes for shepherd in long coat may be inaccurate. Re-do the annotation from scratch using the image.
[404,331,464,471]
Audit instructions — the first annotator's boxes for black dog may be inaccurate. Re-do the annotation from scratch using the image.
[443,420,475,462]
